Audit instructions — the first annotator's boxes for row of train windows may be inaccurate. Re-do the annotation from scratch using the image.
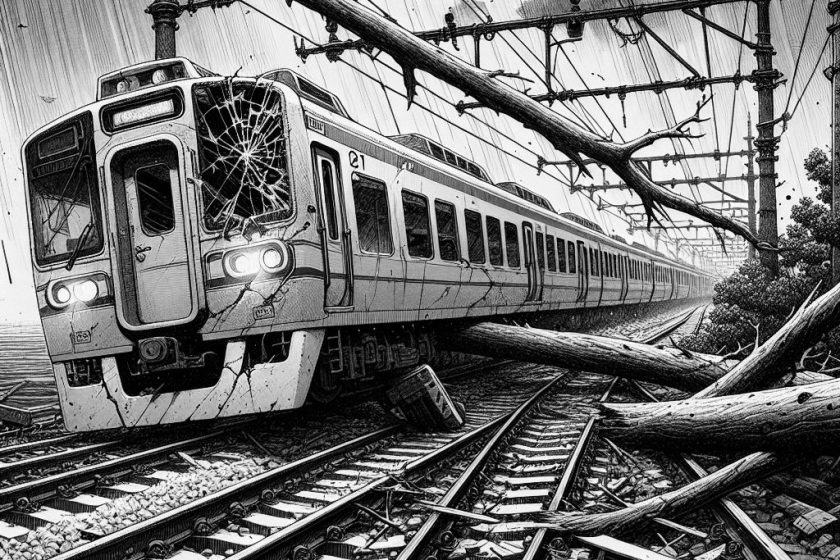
[348,177,701,285]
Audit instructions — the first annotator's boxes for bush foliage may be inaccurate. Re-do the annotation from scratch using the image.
[682,148,839,360]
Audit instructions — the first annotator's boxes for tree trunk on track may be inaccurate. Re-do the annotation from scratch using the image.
[534,285,840,534]
[444,322,728,392]
[534,452,791,536]
[693,282,840,398]
[764,475,840,511]
[601,378,840,454]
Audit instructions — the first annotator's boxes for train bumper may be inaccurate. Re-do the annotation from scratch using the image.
[53,329,325,432]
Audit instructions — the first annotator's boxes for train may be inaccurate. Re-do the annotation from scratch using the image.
[22,57,713,432]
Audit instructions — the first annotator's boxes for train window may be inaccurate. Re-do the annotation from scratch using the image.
[546,235,557,272]
[464,209,486,264]
[536,232,545,270]
[135,163,176,235]
[353,176,393,254]
[435,200,460,262]
[504,222,520,268]
[557,238,566,272]
[567,241,575,273]
[316,155,340,241]
[194,82,293,230]
[487,217,503,266]
[444,150,458,166]
[402,191,432,258]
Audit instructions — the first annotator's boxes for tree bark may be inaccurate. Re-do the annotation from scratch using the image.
[289,0,768,248]
[764,475,840,511]
[693,282,840,398]
[601,377,840,454]
[533,452,790,535]
[444,322,728,392]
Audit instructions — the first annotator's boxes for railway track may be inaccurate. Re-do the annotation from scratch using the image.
[0,304,725,560]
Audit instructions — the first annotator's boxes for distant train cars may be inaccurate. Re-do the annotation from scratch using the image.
[22,58,713,431]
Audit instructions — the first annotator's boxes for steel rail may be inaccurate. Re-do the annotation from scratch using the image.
[52,425,401,560]
[0,429,236,513]
[629,381,788,560]
[63,378,554,560]
[521,378,618,560]
[226,403,535,560]
[0,438,123,480]
[0,434,78,457]
[394,375,569,560]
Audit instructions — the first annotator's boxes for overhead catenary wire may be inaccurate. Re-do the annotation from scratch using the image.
[782,0,818,120]
[237,0,579,188]
[461,0,609,139]
[786,33,831,123]
[721,1,750,178]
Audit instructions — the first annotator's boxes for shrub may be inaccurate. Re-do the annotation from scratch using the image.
[682,147,839,364]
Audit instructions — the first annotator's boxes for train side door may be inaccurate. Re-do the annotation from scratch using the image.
[107,140,199,328]
[522,222,540,302]
[576,240,589,305]
[313,146,353,310]
[649,260,657,302]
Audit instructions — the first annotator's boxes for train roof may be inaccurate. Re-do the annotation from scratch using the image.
[560,212,604,235]
[260,69,351,119]
[496,182,555,213]
[389,133,492,183]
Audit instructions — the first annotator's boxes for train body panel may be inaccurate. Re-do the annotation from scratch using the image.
[21,58,714,431]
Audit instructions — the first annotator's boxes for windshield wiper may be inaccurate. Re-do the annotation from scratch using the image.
[65,222,94,271]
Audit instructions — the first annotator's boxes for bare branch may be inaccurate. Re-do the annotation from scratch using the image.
[720,341,754,361]
[619,96,713,158]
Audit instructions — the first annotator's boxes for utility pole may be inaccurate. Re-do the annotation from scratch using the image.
[753,0,780,274]
[146,0,233,60]
[147,0,180,59]
[744,114,757,260]
[829,1,840,285]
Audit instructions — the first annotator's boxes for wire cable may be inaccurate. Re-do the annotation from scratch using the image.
[238,0,575,186]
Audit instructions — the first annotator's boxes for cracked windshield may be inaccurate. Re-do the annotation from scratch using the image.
[193,80,293,234]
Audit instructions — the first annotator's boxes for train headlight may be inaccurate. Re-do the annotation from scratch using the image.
[261,246,286,273]
[73,279,99,303]
[54,285,72,305]
[224,251,260,278]
[216,243,292,281]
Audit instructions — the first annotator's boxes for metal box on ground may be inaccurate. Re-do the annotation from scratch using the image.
[382,364,465,431]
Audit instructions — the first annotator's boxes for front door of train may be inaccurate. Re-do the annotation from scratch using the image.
[313,146,353,310]
[522,223,540,302]
[107,139,199,328]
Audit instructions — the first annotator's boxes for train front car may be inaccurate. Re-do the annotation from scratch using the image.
[23,58,326,431]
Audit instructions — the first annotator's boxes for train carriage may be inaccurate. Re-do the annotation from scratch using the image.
[22,57,713,432]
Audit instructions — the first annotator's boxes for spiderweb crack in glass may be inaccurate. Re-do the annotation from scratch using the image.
[193,79,293,233]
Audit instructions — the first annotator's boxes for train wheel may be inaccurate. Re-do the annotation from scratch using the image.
[308,364,343,404]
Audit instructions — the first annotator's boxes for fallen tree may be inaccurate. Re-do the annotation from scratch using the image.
[443,322,729,392]
[533,452,792,535]
[693,283,836,397]
[601,377,840,454]
[288,0,770,249]
[531,284,840,534]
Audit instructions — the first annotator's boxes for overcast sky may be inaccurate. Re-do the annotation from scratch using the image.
[0,0,832,324]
